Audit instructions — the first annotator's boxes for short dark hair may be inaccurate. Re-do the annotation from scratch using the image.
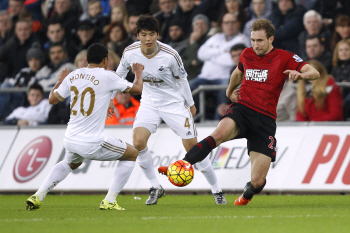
[50,42,67,53]
[28,83,44,95]
[87,43,108,64]
[136,14,159,34]
[251,19,275,39]
[231,43,246,52]
[306,34,323,45]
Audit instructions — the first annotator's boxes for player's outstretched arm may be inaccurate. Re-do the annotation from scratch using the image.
[226,67,243,103]
[49,68,70,105]
[128,63,144,95]
[283,64,320,82]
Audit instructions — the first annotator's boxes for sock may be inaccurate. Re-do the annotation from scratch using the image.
[183,136,216,165]
[136,147,161,189]
[196,157,221,193]
[35,161,72,201]
[242,180,266,200]
[105,161,135,203]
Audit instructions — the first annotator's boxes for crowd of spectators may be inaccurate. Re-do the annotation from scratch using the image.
[0,0,350,124]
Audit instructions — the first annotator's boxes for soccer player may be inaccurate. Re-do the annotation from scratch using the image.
[160,19,320,205]
[26,43,144,211]
[116,15,226,205]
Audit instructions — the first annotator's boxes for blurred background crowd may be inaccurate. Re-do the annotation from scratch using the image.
[0,0,350,126]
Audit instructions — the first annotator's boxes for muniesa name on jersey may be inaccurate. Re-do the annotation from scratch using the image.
[245,69,269,82]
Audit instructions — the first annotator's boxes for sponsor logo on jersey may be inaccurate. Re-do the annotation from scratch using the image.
[186,131,192,136]
[245,69,268,82]
[157,66,164,72]
[293,54,303,62]
[13,136,52,183]
[143,75,164,87]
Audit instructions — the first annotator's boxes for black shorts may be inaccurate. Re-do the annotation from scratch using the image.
[222,103,277,162]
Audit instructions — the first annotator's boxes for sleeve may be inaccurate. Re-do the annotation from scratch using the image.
[170,52,195,106]
[285,52,307,72]
[54,74,71,101]
[197,36,222,62]
[107,72,133,93]
[237,48,247,72]
[116,53,131,79]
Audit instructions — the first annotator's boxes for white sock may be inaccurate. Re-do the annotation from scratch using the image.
[105,161,135,203]
[197,157,222,194]
[136,147,161,189]
[35,161,72,201]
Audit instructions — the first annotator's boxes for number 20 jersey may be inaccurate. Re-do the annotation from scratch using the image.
[237,47,307,120]
[54,67,133,144]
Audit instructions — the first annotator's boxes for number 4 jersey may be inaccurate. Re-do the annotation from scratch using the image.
[54,67,133,144]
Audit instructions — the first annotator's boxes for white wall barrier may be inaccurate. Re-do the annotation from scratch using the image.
[1,124,350,192]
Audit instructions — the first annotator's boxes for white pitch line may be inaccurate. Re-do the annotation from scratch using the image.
[1,214,347,222]
[141,214,347,220]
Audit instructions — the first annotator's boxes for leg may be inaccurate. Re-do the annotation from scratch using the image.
[133,126,165,205]
[234,152,271,206]
[27,159,82,210]
[102,143,138,210]
[183,117,240,165]
[133,126,161,188]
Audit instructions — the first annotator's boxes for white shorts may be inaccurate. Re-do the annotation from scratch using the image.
[63,136,127,164]
[133,102,197,139]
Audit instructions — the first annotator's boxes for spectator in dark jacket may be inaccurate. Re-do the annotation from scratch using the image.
[49,0,80,40]
[181,14,210,81]
[8,0,25,31]
[298,10,332,60]
[268,0,306,53]
[330,15,350,52]
[0,11,13,47]
[0,42,44,120]
[87,0,110,39]
[305,35,333,73]
[0,19,40,78]
[331,38,350,120]
[153,0,176,43]
[174,0,203,38]
[168,19,188,55]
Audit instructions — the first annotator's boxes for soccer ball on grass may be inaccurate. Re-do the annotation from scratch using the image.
[167,160,194,187]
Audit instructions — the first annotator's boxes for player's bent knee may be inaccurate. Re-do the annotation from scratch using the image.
[133,136,147,151]
[69,162,82,170]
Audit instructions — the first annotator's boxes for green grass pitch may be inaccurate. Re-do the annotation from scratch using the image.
[0,194,349,233]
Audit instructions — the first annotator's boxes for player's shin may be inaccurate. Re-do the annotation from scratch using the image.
[196,157,221,193]
[137,147,161,188]
[183,136,216,165]
[35,161,72,201]
[105,161,135,203]
[242,180,266,200]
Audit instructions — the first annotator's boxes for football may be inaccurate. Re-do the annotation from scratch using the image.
[167,160,194,187]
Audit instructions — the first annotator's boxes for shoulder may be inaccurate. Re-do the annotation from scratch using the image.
[159,42,183,67]
[105,69,123,79]
[123,41,141,56]
[240,47,254,58]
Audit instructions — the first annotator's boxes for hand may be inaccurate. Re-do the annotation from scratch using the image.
[107,99,114,119]
[190,31,202,43]
[132,63,144,76]
[191,60,197,66]
[227,89,239,103]
[190,105,197,117]
[284,70,303,81]
[58,68,70,83]
[17,119,29,126]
